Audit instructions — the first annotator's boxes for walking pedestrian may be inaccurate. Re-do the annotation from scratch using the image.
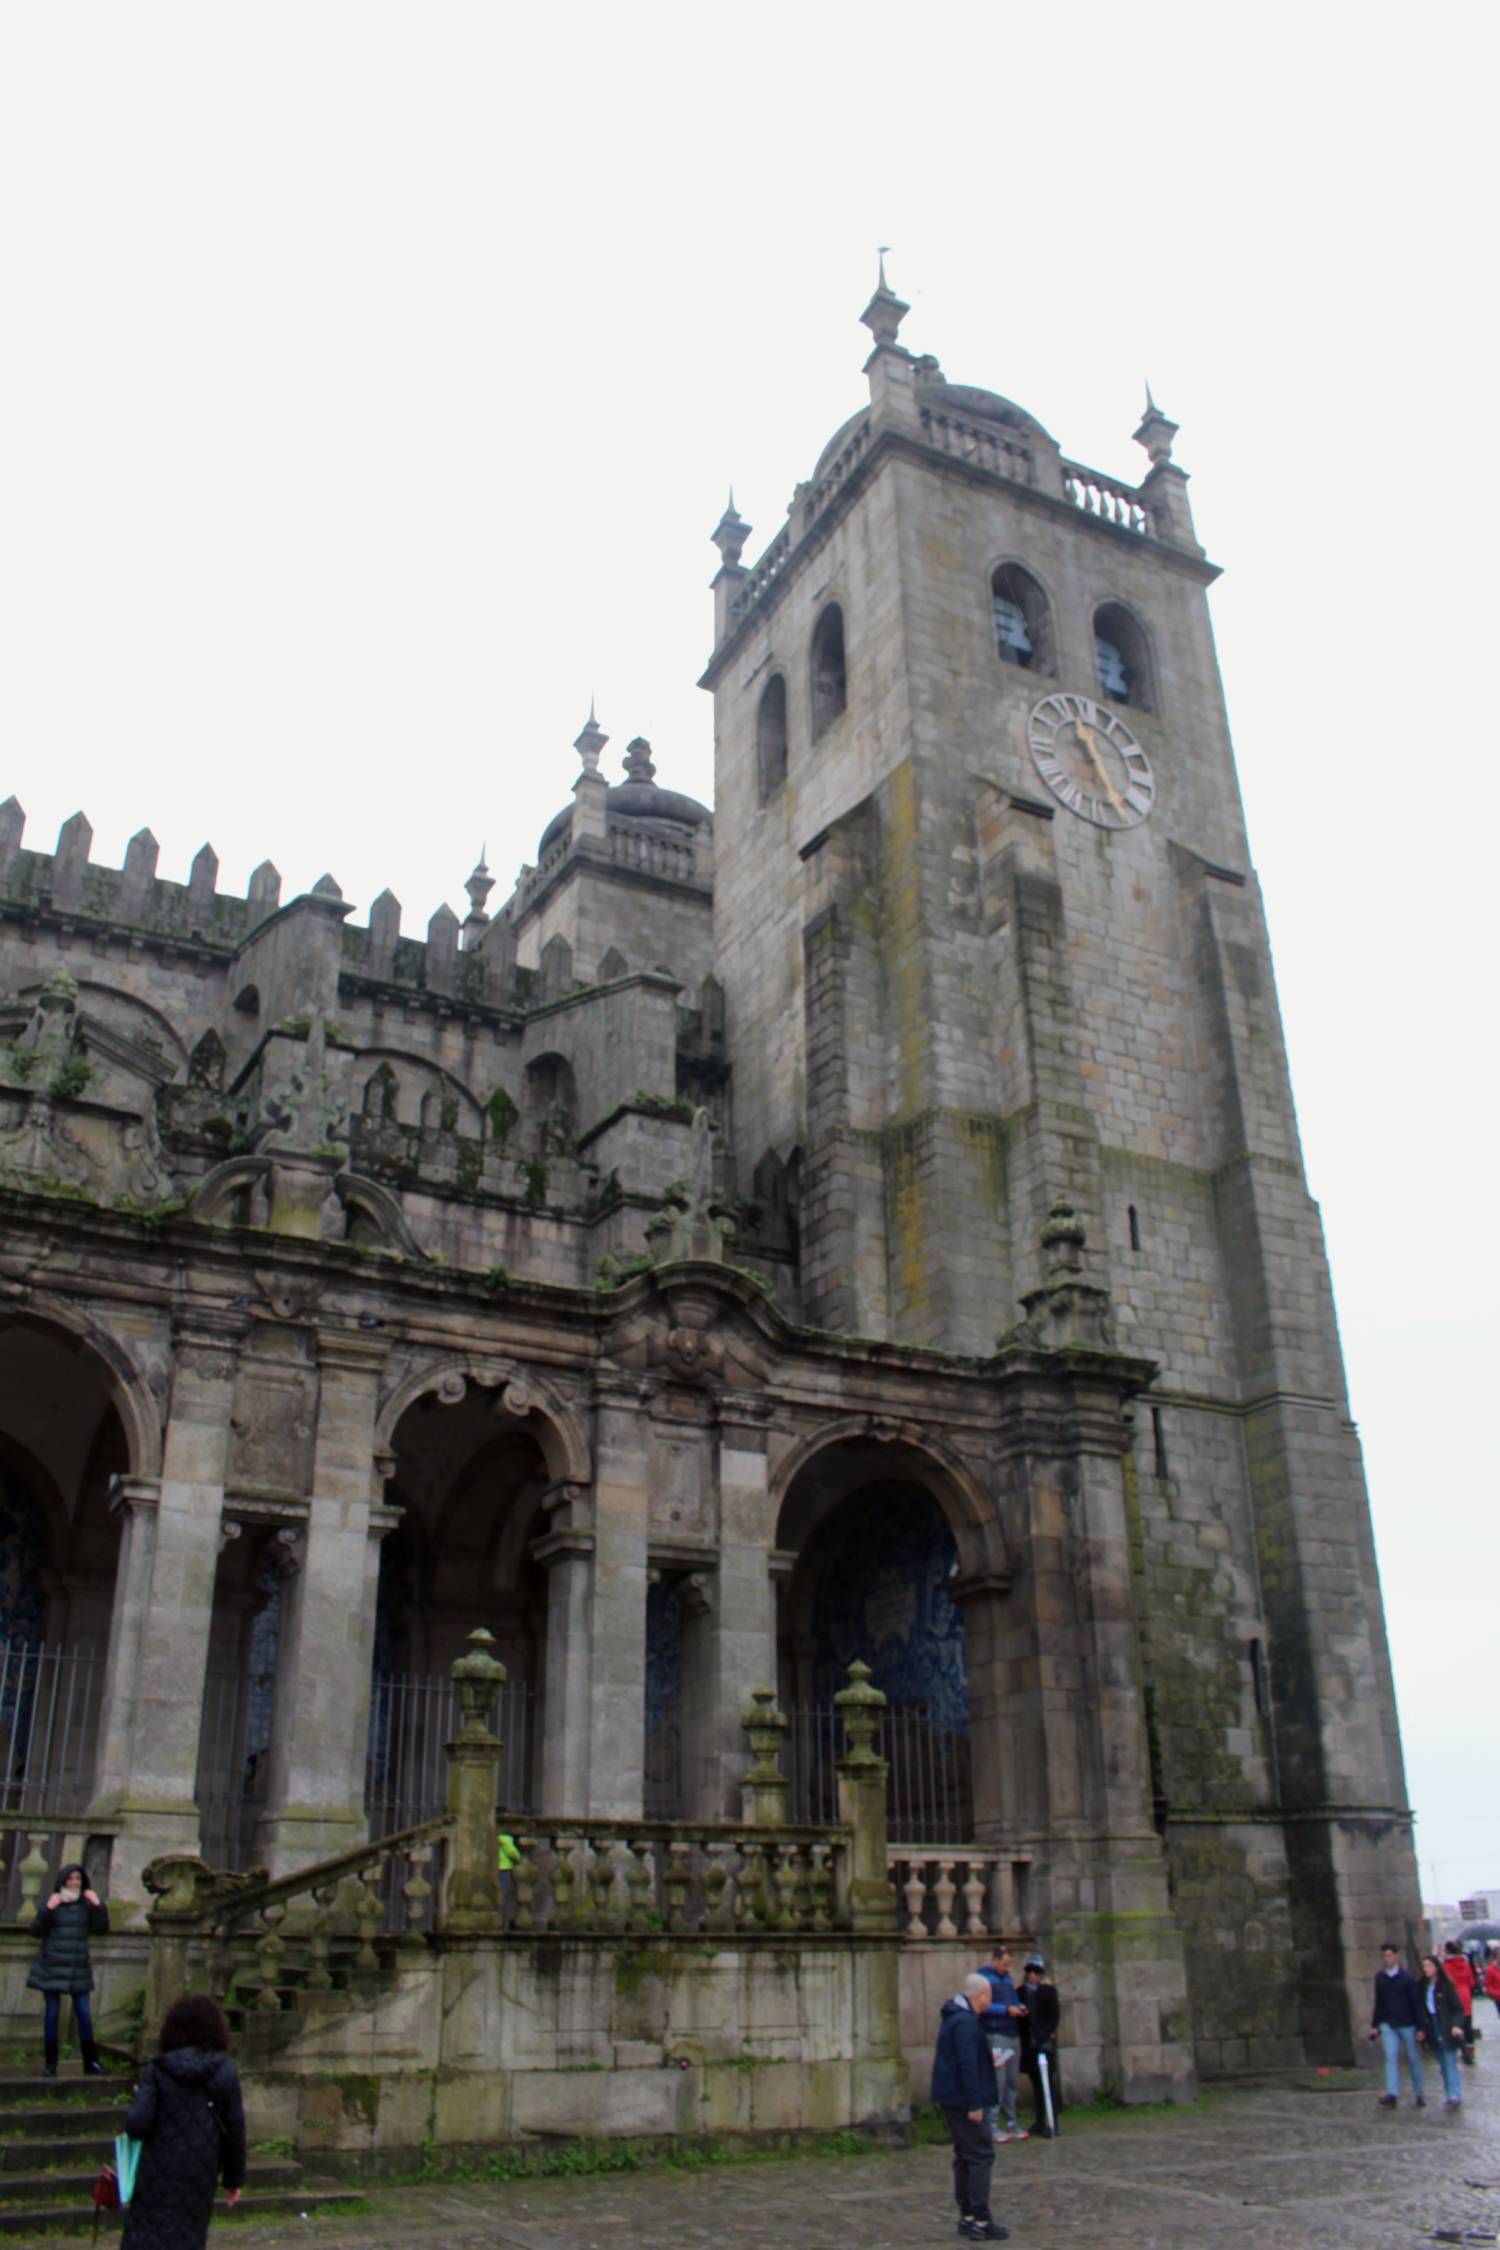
[1484,1949,1500,2025]
[1444,1941,1476,2064]
[1369,1940,1425,2109]
[1020,1955,1063,2137]
[931,1973,1009,2242]
[978,1944,1028,2144]
[1418,1952,1466,2111]
[26,1861,108,2077]
[122,1993,246,2250]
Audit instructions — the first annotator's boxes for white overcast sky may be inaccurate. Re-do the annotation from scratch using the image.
[2,5,1493,1901]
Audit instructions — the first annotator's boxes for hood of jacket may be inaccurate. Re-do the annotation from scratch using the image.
[939,1995,974,2024]
[155,2046,228,2087]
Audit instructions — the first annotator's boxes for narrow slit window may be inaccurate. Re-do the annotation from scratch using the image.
[1151,1407,1168,1479]
[1128,1203,1141,1251]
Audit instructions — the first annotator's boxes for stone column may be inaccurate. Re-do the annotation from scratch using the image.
[582,1388,649,1818]
[443,1627,507,1930]
[255,1334,388,1874]
[91,1317,243,1916]
[532,1499,594,1817]
[680,1399,778,1818]
[834,1660,908,2128]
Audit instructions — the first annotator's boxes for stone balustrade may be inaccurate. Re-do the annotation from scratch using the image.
[889,1851,1024,1940]
[729,526,791,624]
[1061,461,1153,535]
[606,819,700,886]
[918,407,1036,486]
[805,423,870,523]
[497,1819,849,1936]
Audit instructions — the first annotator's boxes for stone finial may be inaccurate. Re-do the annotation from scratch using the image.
[463,850,494,946]
[450,1624,507,1737]
[123,828,159,882]
[0,797,26,874]
[1134,385,1179,467]
[368,888,401,976]
[834,1658,887,1767]
[711,491,750,568]
[1040,1200,1087,1277]
[311,872,343,900]
[426,901,459,993]
[51,811,92,908]
[859,250,910,350]
[573,702,608,776]
[622,736,657,784]
[247,861,281,919]
[1010,1200,1113,1352]
[188,842,218,912]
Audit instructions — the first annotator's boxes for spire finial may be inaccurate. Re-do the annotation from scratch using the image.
[623,736,656,784]
[464,848,494,929]
[574,704,608,775]
[711,493,750,568]
[860,252,910,350]
[1133,386,1179,467]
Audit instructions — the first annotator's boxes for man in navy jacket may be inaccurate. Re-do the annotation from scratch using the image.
[1369,1941,1426,2109]
[931,1974,1009,2242]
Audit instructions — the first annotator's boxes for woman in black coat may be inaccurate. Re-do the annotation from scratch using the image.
[26,1860,108,2075]
[122,1994,246,2250]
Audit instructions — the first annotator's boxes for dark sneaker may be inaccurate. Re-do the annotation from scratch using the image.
[969,2229,1009,2243]
[1378,2094,1397,2108]
[1414,2096,1426,2108]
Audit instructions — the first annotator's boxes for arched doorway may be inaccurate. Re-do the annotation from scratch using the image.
[0,1317,129,1899]
[370,1381,550,1832]
[775,1431,1008,1845]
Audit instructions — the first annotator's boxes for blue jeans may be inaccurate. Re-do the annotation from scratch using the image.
[42,1991,93,2049]
[1380,2022,1423,2099]
[1429,2031,1463,2102]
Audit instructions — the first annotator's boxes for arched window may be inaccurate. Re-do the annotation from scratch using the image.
[990,563,1053,673]
[1093,601,1156,712]
[810,603,847,738]
[756,673,789,799]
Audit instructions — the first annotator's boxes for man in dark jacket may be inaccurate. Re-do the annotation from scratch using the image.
[1020,1956,1062,2137]
[1368,1941,1425,2108]
[931,1973,1009,2242]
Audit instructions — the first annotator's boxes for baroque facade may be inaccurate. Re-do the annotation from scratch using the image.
[0,273,1418,2087]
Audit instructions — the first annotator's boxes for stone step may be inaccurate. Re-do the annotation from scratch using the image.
[0,2077,128,2105]
[0,2108,124,2139]
[0,2136,139,2171]
[0,2184,364,2236]
[0,2159,303,2202]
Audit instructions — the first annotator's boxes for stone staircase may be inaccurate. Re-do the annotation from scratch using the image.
[0,2061,364,2236]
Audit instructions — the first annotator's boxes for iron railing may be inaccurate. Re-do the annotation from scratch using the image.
[785,1704,972,1846]
[365,1674,538,1839]
[0,1641,104,1815]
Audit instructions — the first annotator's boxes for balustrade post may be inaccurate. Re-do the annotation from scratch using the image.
[834,1660,896,1933]
[442,1626,506,1932]
[738,1687,789,1825]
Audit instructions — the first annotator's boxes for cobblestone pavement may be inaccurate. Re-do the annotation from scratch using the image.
[224,2060,1500,2250]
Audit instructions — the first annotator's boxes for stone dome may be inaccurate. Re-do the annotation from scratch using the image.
[538,737,711,859]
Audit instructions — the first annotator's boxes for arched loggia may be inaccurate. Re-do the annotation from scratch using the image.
[368,1377,556,1830]
[773,1428,1010,1845]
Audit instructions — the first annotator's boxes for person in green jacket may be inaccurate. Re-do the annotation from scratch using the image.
[27,1862,109,2076]
[497,1827,520,1919]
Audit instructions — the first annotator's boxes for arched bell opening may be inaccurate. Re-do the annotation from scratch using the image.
[0,1319,130,1859]
[370,1382,551,1831]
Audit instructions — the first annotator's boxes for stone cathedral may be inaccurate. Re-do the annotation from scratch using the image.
[0,271,1418,2091]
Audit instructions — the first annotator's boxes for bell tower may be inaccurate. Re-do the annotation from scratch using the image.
[701,270,1420,2068]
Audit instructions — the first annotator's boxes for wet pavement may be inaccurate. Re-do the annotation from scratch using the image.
[220,2057,1500,2249]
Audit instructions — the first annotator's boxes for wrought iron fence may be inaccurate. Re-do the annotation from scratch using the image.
[196,1667,275,1871]
[0,1641,104,1815]
[785,1703,972,1846]
[365,1674,538,1839]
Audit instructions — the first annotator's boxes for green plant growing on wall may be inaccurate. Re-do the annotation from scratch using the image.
[482,1264,511,1296]
[522,1158,548,1208]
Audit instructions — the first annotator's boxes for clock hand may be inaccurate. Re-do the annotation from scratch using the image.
[1073,718,1126,816]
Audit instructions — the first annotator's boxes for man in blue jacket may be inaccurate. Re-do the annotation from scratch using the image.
[931,1973,1009,2242]
[1368,1940,1426,2109]
[978,1944,1028,2142]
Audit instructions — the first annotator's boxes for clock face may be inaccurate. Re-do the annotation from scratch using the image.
[1026,693,1155,829]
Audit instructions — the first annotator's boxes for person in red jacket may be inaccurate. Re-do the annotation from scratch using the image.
[1484,1950,1500,2023]
[1443,1942,1476,2064]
